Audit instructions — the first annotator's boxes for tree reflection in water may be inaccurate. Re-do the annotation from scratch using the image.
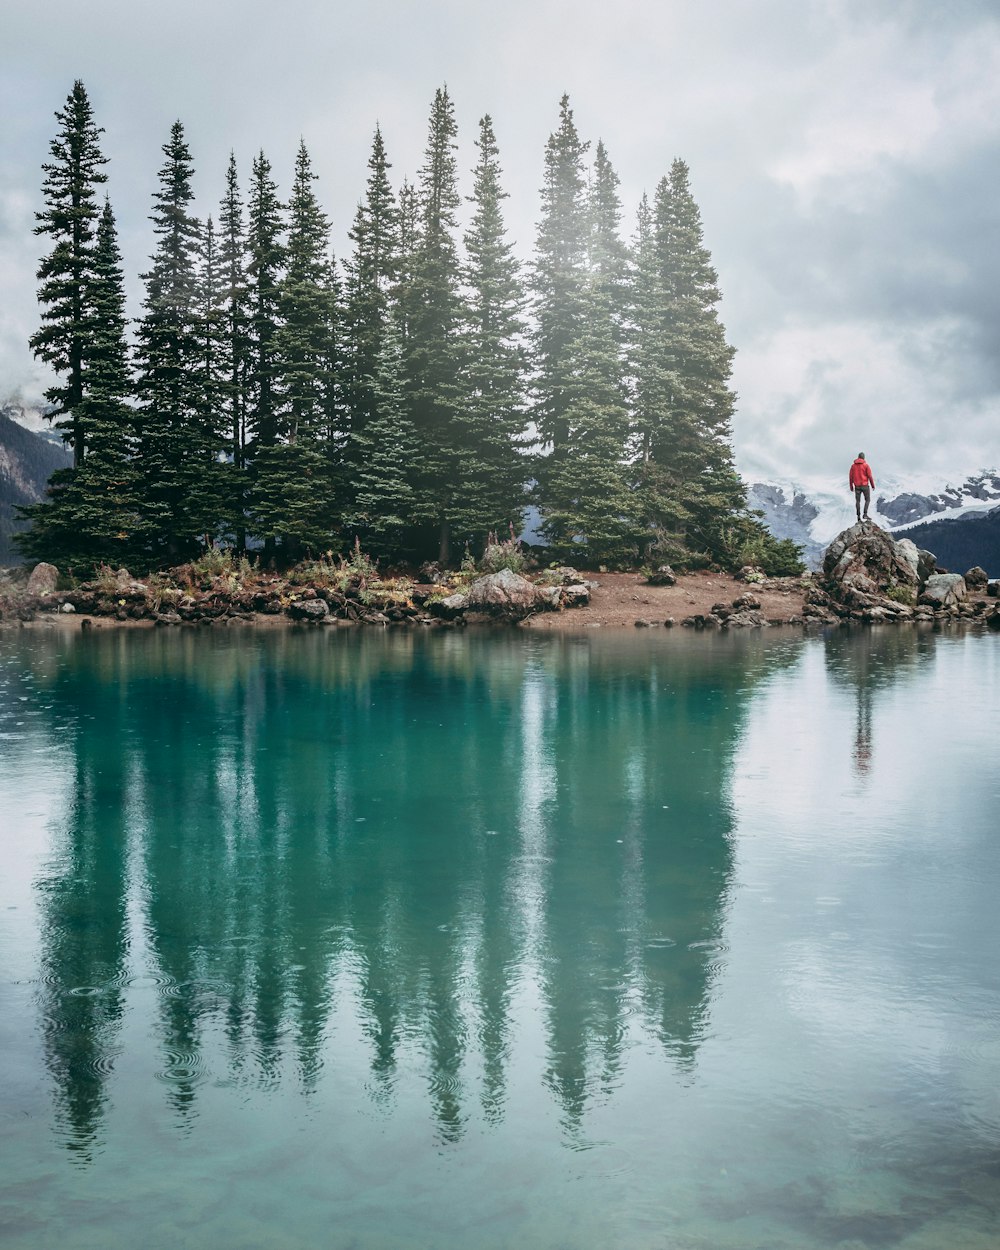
[24,628,797,1158]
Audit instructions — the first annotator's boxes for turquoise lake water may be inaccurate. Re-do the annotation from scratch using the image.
[1,624,998,1249]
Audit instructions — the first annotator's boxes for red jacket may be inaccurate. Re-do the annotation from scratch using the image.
[849,458,874,489]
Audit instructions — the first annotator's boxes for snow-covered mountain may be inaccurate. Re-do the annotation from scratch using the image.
[747,470,1000,573]
[1,398,63,444]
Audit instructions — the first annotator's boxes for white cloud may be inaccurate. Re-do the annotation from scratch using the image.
[733,316,1000,481]
[2,0,1000,488]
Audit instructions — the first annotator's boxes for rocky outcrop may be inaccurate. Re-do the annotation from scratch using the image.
[1,558,599,628]
[680,591,770,630]
[823,523,919,607]
[819,522,1000,626]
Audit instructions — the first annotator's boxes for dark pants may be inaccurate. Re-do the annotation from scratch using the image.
[855,485,871,519]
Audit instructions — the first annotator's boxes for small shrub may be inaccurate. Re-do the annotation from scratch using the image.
[480,526,527,575]
[289,555,339,588]
[332,538,378,592]
[885,585,915,606]
[191,547,235,580]
[93,563,122,593]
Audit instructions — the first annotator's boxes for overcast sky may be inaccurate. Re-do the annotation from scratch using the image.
[2,0,999,483]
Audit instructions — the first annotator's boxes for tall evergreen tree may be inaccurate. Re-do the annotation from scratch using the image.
[252,141,338,556]
[587,140,630,331]
[319,256,347,453]
[133,121,218,558]
[193,215,228,443]
[83,199,134,458]
[634,161,744,563]
[19,197,147,568]
[532,94,590,457]
[245,151,285,456]
[403,87,470,563]
[348,313,425,558]
[30,80,109,465]
[532,100,637,563]
[278,141,331,441]
[538,273,638,564]
[458,114,528,544]
[394,179,420,351]
[217,154,251,545]
[244,151,285,559]
[344,127,399,452]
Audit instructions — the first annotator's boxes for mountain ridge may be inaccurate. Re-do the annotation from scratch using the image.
[748,471,1000,575]
[0,402,72,564]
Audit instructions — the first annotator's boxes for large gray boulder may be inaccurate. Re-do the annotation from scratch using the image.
[823,523,918,607]
[428,592,468,620]
[26,562,59,595]
[919,573,967,609]
[465,569,542,619]
[287,598,329,620]
[894,539,937,588]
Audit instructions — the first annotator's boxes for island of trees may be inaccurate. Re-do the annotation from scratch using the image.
[20,80,802,577]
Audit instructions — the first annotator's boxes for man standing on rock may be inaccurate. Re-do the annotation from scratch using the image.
[849,452,875,523]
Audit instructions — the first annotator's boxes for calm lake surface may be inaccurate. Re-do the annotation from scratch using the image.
[1,624,998,1250]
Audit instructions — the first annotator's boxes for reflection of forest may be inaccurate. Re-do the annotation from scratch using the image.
[23,629,792,1157]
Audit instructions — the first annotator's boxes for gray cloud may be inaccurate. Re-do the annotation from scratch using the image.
[2,0,999,483]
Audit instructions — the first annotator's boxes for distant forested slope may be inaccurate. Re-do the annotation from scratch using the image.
[903,508,1000,579]
[0,409,72,564]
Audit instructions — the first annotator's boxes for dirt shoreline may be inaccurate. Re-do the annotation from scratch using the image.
[5,567,997,633]
[522,570,809,630]
[2,569,813,632]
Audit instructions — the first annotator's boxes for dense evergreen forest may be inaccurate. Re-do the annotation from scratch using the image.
[20,80,801,575]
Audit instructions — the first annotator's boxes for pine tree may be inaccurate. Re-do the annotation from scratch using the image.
[457,114,528,545]
[348,313,425,558]
[634,161,744,564]
[277,141,331,443]
[587,140,630,334]
[84,199,134,458]
[394,179,420,352]
[344,127,399,451]
[193,216,228,441]
[532,100,637,564]
[532,94,590,456]
[133,121,217,559]
[245,151,285,453]
[244,151,285,559]
[217,154,251,545]
[252,141,338,557]
[19,198,148,569]
[29,80,109,465]
[403,87,470,564]
[538,277,638,564]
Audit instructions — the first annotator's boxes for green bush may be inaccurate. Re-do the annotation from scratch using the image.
[480,527,527,575]
[885,585,915,606]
